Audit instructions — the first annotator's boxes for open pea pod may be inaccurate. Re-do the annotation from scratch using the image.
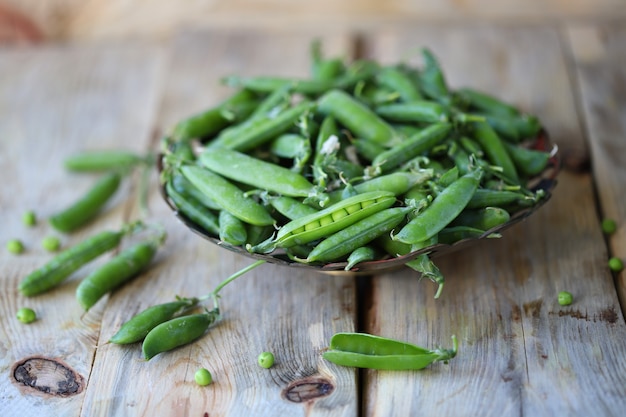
[323,332,457,370]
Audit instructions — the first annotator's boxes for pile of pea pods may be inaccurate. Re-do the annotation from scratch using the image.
[161,42,556,299]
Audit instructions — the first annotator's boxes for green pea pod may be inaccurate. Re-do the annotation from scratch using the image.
[170,170,221,211]
[76,239,160,311]
[438,225,495,245]
[199,147,321,199]
[352,138,386,162]
[63,150,145,172]
[250,191,396,253]
[219,210,248,246]
[268,196,319,221]
[370,123,452,174]
[394,169,482,244]
[456,88,520,118]
[375,100,449,124]
[310,40,346,81]
[503,142,551,177]
[471,122,519,184]
[375,66,423,102]
[305,207,410,263]
[180,165,275,226]
[245,224,275,247]
[171,89,259,141]
[466,188,537,209]
[142,309,219,360]
[327,171,434,206]
[269,133,311,169]
[246,84,292,122]
[323,332,458,370]
[448,142,472,175]
[109,297,198,344]
[317,89,399,147]
[165,180,220,236]
[209,101,314,151]
[222,75,334,95]
[313,115,340,187]
[419,48,450,102]
[344,246,377,271]
[450,207,511,231]
[49,172,121,233]
[19,227,131,296]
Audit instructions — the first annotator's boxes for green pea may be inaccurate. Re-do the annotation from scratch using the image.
[558,291,573,306]
[257,351,275,369]
[609,257,624,273]
[16,307,37,324]
[22,210,37,227]
[41,236,61,252]
[601,219,617,235]
[194,368,213,386]
[7,239,24,254]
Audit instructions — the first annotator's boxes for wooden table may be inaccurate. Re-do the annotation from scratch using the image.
[2,24,626,416]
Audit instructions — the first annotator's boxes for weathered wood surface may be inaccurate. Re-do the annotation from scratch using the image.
[1,24,625,417]
[0,41,165,415]
[3,0,626,41]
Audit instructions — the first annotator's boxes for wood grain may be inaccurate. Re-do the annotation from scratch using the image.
[359,26,626,416]
[79,30,359,417]
[0,42,165,416]
[567,23,626,308]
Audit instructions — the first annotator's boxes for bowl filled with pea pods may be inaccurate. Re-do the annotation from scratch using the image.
[158,42,559,298]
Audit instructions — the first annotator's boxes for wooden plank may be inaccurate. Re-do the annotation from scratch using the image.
[359,26,626,416]
[566,23,626,307]
[79,30,359,417]
[0,42,165,416]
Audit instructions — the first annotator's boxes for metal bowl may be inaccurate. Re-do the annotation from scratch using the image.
[158,130,560,275]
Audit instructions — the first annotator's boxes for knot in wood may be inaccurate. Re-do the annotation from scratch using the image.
[12,357,84,396]
[282,377,334,403]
